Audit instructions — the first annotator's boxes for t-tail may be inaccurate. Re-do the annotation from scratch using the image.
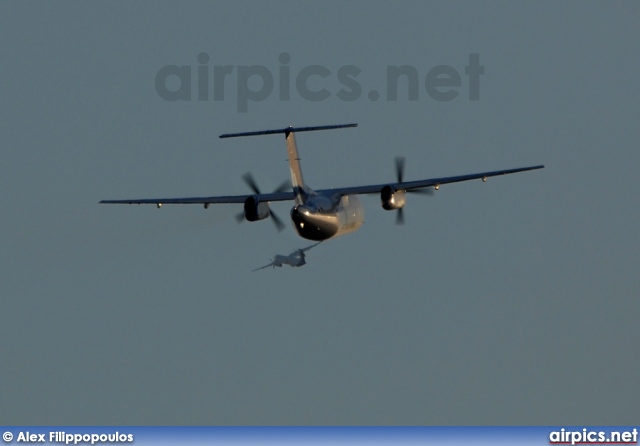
[220,123,357,205]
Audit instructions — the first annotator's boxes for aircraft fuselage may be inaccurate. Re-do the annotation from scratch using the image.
[290,193,364,241]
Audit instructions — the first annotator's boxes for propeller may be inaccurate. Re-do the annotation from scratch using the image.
[393,157,434,225]
[234,210,246,223]
[396,207,405,225]
[395,156,405,183]
[269,209,286,232]
[236,172,289,231]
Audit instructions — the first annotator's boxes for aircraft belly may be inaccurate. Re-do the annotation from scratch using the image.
[290,195,364,241]
[290,205,338,240]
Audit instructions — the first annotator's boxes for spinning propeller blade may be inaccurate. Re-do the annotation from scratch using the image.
[393,157,433,225]
[238,172,288,231]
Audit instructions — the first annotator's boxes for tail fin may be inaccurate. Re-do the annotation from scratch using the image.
[220,123,358,205]
[285,129,306,205]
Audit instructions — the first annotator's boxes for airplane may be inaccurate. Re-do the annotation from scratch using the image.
[252,242,322,272]
[100,123,544,241]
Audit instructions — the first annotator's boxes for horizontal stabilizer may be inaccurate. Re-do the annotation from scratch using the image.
[219,123,357,139]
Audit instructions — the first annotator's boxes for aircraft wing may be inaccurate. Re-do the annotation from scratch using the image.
[315,165,544,197]
[100,191,294,205]
[298,242,322,253]
[100,165,543,206]
[252,261,275,272]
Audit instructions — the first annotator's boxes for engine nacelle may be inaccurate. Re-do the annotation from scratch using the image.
[381,185,406,210]
[243,196,270,221]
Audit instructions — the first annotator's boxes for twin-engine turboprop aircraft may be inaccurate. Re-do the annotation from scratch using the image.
[100,123,544,241]
[252,242,322,272]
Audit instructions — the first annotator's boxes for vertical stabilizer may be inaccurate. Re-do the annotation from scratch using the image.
[219,123,357,206]
[285,129,306,205]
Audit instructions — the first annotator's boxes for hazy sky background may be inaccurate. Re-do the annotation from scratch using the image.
[1,1,638,425]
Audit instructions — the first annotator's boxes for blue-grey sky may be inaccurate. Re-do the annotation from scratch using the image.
[1,1,638,424]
